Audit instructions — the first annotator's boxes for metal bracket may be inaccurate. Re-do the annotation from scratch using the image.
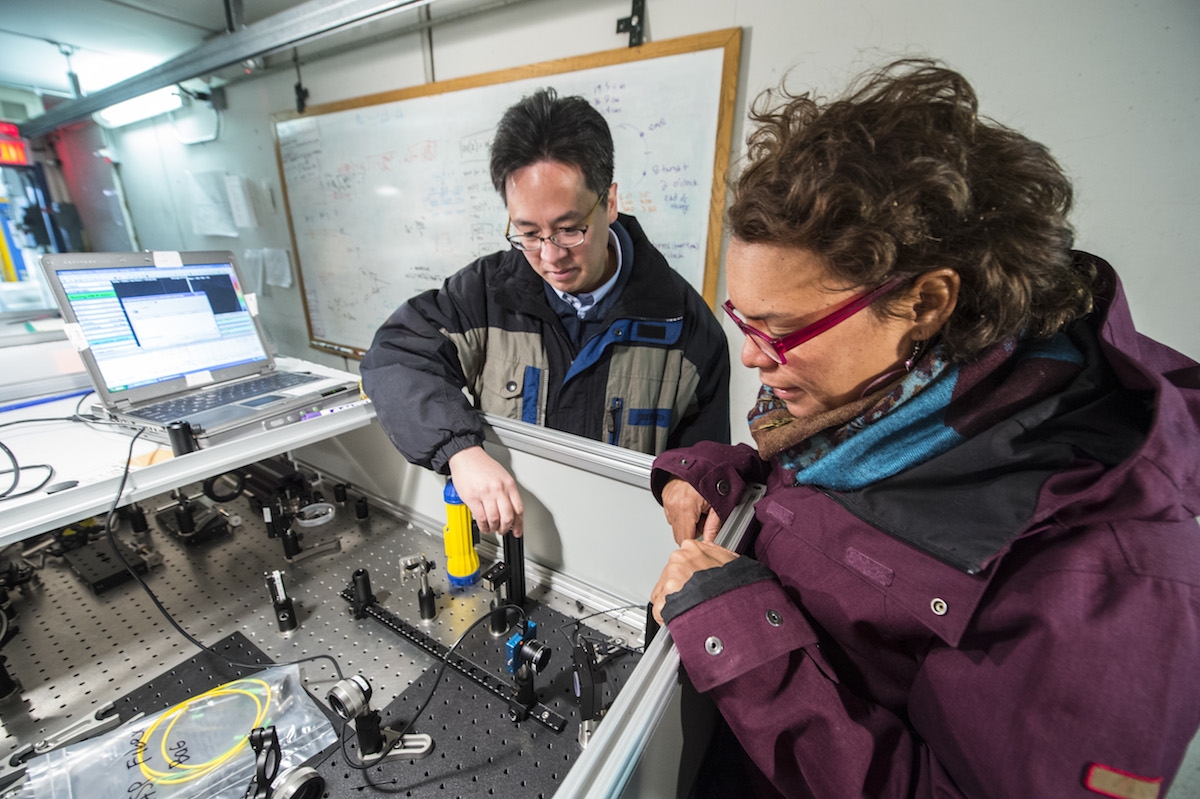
[360,729,434,763]
[283,534,342,563]
[616,0,645,47]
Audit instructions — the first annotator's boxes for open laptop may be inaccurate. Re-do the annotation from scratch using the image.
[39,250,360,447]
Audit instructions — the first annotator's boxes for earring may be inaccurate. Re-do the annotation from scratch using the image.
[904,340,924,372]
[859,339,926,398]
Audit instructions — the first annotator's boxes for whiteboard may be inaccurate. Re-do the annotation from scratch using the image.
[274,29,741,357]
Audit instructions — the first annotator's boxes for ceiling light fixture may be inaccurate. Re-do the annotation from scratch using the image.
[93,86,184,128]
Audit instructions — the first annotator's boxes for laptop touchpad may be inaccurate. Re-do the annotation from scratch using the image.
[243,394,285,407]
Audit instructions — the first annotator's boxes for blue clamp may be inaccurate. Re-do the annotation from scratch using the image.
[505,620,537,674]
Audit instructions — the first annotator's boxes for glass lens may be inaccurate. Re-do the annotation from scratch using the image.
[550,229,585,247]
[723,301,785,363]
[752,335,784,363]
[509,235,541,251]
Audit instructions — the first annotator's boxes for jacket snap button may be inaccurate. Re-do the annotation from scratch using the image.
[715,478,731,496]
[505,381,518,392]
[930,598,948,616]
[766,610,782,627]
[704,636,723,655]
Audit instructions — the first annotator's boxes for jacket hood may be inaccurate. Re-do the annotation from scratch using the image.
[1040,255,1200,527]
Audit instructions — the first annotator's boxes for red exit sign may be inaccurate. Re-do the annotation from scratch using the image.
[0,122,28,165]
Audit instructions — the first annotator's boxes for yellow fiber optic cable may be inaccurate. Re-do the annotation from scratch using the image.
[135,677,272,786]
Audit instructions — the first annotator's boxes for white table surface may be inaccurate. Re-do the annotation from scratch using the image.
[0,357,374,548]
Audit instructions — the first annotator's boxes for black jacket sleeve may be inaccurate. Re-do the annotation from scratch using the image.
[360,262,492,474]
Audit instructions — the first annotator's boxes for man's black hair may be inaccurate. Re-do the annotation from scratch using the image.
[489,87,614,204]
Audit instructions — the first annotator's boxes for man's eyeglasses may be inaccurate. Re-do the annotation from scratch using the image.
[723,275,910,365]
[505,193,604,252]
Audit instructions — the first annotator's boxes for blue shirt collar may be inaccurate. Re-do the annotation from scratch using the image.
[554,227,622,318]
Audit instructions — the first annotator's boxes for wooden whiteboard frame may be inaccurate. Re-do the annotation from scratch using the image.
[274,27,741,359]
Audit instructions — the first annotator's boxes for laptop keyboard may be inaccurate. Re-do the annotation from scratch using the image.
[129,371,321,424]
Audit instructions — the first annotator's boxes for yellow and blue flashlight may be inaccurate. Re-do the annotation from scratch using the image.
[443,480,480,587]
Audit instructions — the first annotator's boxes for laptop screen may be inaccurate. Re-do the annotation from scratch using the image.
[54,260,268,393]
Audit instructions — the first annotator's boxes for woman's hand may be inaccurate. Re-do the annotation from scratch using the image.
[650,539,739,624]
[662,478,723,544]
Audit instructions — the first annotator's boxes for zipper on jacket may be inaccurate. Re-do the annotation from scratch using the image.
[607,397,623,445]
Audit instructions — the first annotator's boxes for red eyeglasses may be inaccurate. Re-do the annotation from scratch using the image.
[723,275,910,365]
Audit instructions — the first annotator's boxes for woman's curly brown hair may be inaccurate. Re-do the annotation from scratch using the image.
[727,59,1096,362]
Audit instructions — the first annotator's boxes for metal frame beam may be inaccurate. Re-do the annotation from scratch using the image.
[19,0,437,139]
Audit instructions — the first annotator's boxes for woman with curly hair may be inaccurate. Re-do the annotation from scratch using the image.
[649,60,1200,798]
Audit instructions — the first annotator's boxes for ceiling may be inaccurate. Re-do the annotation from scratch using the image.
[0,0,316,101]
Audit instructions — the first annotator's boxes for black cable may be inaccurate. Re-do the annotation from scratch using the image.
[0,439,56,500]
[401,602,527,738]
[0,402,154,501]
[333,603,528,773]
[101,427,345,684]
[0,439,18,498]
[0,464,55,500]
[72,390,139,434]
[0,414,129,433]
[0,391,103,431]
[0,415,79,429]
[0,390,126,432]
[557,603,641,648]
[335,718,367,771]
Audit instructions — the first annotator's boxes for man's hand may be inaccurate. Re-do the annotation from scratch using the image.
[662,478,723,544]
[448,446,524,537]
[650,539,739,624]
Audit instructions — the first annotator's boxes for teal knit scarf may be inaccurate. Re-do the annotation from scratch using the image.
[747,334,1086,491]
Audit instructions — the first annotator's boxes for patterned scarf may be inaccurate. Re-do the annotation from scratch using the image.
[748,334,1087,490]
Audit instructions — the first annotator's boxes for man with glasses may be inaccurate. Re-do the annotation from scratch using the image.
[361,88,729,538]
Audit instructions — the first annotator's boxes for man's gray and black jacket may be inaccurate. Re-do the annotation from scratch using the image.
[360,213,730,474]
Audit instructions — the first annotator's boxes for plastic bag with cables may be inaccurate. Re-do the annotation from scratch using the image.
[21,662,336,799]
